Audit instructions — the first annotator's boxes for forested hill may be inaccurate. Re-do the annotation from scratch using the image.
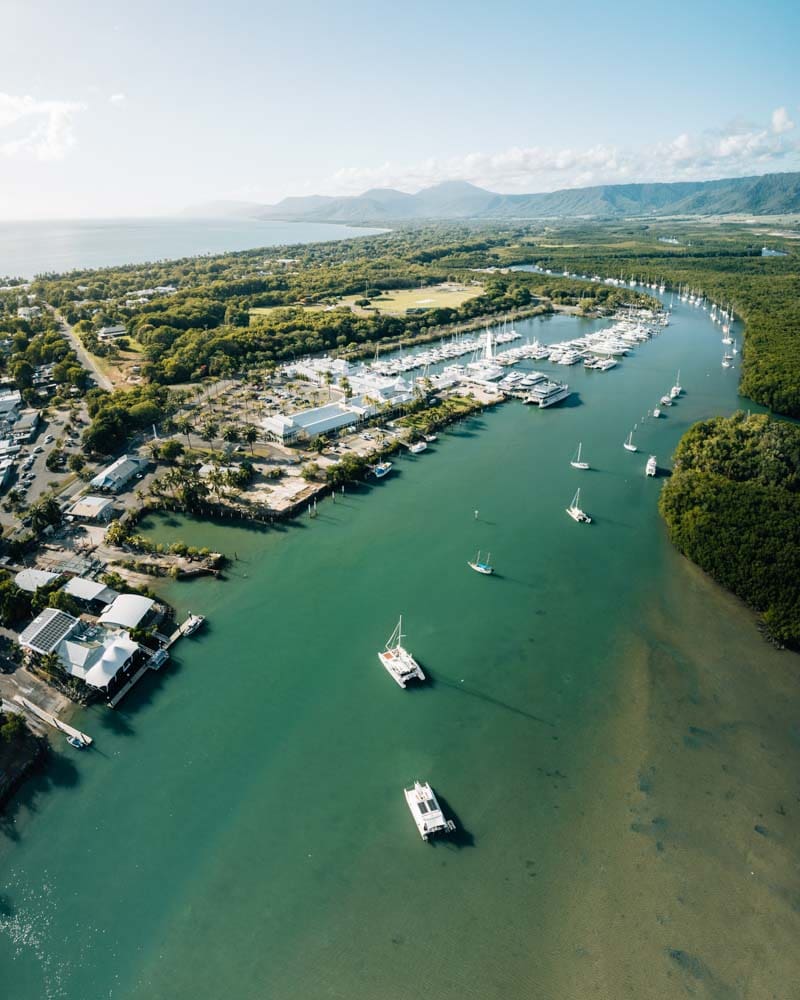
[215,172,800,223]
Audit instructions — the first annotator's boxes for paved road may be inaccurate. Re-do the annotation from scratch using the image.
[51,307,113,391]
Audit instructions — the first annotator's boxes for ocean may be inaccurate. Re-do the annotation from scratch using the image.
[0,217,385,279]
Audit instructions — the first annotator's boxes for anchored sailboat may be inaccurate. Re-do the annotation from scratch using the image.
[623,429,637,452]
[468,550,493,575]
[566,488,592,523]
[570,442,590,470]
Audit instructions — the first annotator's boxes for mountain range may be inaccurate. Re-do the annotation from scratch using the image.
[184,172,800,224]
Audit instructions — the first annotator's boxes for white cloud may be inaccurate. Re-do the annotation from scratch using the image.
[0,92,86,161]
[771,106,794,134]
[325,107,800,196]
[109,93,126,105]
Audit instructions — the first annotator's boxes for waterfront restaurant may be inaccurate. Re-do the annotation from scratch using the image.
[18,607,144,698]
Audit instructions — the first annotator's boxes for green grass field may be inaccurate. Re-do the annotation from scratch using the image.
[340,282,485,315]
[249,282,485,319]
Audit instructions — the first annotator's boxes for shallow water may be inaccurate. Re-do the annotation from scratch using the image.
[1,301,798,999]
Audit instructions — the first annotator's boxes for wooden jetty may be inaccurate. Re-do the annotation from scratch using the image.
[108,615,199,707]
[13,695,93,746]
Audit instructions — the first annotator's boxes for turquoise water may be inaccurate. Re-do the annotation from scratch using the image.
[0,218,384,279]
[2,302,799,999]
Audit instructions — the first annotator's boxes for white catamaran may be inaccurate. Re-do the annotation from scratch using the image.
[404,781,456,841]
[566,488,592,523]
[570,442,590,470]
[378,616,426,688]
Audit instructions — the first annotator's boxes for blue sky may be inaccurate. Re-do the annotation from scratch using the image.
[1,0,799,218]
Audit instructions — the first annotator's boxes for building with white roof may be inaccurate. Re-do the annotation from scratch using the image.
[68,495,116,521]
[62,577,119,608]
[262,402,358,444]
[97,324,127,340]
[90,455,147,493]
[98,593,155,630]
[18,607,143,695]
[0,390,21,418]
[14,568,60,592]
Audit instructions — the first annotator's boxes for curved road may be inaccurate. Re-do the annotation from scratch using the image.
[51,307,113,391]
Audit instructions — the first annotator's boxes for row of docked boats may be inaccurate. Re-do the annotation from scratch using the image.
[367,325,521,378]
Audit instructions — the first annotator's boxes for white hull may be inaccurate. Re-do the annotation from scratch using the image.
[404,781,456,840]
[378,647,425,688]
[646,456,657,477]
[570,461,589,470]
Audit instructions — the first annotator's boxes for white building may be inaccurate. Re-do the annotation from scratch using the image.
[62,577,119,608]
[0,390,22,418]
[19,608,141,694]
[68,495,116,522]
[97,324,127,341]
[262,402,359,444]
[14,568,60,592]
[98,593,155,630]
[90,455,147,492]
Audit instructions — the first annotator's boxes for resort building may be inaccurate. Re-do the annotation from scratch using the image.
[90,454,147,493]
[262,402,358,444]
[18,607,144,697]
[68,495,117,522]
[98,593,156,630]
[262,372,416,444]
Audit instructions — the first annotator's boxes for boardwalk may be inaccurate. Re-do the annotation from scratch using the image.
[13,695,93,745]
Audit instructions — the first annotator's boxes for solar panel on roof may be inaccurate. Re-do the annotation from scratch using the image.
[28,610,74,651]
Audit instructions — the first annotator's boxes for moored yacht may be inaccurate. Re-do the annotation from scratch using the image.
[566,488,591,523]
[660,395,673,407]
[183,613,205,636]
[570,442,590,470]
[670,370,682,398]
[372,460,393,478]
[646,455,657,477]
[404,781,456,840]
[624,430,637,452]
[408,440,427,454]
[468,550,493,575]
[378,616,425,688]
[523,380,571,408]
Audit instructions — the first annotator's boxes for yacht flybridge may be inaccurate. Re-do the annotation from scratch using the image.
[378,616,425,688]
[404,781,456,841]
[566,488,591,523]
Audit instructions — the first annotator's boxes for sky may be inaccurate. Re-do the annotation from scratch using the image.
[1,0,799,219]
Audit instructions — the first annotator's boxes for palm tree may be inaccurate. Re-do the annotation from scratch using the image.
[243,424,258,454]
[200,420,219,446]
[222,425,240,445]
[176,417,193,448]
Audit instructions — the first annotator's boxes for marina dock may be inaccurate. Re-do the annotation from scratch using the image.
[13,695,93,746]
[108,615,202,707]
